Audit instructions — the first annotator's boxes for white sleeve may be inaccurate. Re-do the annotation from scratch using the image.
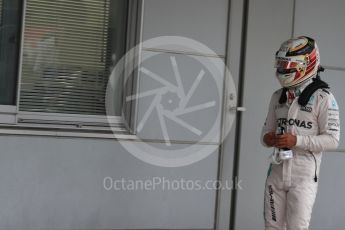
[261,93,277,147]
[296,92,340,152]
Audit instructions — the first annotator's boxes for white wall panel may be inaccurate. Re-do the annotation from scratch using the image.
[294,0,345,68]
[136,51,226,143]
[0,136,218,229]
[311,152,345,230]
[142,0,229,56]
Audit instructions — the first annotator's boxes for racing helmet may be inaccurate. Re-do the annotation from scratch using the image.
[275,36,320,88]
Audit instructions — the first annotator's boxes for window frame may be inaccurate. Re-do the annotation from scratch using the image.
[0,0,143,137]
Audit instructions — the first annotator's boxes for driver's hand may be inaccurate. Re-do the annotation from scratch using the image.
[275,133,297,148]
[263,132,276,147]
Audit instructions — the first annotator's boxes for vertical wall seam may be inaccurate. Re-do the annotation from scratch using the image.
[229,0,250,229]
[291,0,296,37]
[128,0,144,134]
[214,0,233,229]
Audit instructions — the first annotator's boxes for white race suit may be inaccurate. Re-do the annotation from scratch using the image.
[261,84,340,230]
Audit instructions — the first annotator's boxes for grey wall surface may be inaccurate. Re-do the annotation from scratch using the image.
[2,0,345,229]
[137,1,237,229]
[136,51,224,143]
[235,0,294,229]
[142,0,229,56]
[0,136,218,229]
[0,0,233,229]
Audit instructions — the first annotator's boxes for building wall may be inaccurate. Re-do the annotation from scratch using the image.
[0,0,233,229]
[0,136,219,229]
[0,0,344,229]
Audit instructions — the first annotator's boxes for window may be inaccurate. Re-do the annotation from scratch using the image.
[0,0,141,134]
[20,0,128,116]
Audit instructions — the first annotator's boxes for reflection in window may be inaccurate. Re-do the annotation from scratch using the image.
[20,0,128,115]
[0,0,23,105]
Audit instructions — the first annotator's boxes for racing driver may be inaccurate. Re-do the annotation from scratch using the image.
[261,36,340,229]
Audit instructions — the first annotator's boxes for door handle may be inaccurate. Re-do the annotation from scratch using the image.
[229,106,246,112]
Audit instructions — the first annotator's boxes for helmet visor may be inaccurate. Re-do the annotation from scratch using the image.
[275,58,306,70]
[275,60,301,69]
[276,68,297,74]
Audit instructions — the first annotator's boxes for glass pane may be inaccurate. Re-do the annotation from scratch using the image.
[19,0,128,116]
[0,0,23,105]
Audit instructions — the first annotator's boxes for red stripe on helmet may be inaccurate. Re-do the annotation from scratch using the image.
[303,47,318,76]
[294,71,301,81]
[305,61,317,76]
[307,48,317,63]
